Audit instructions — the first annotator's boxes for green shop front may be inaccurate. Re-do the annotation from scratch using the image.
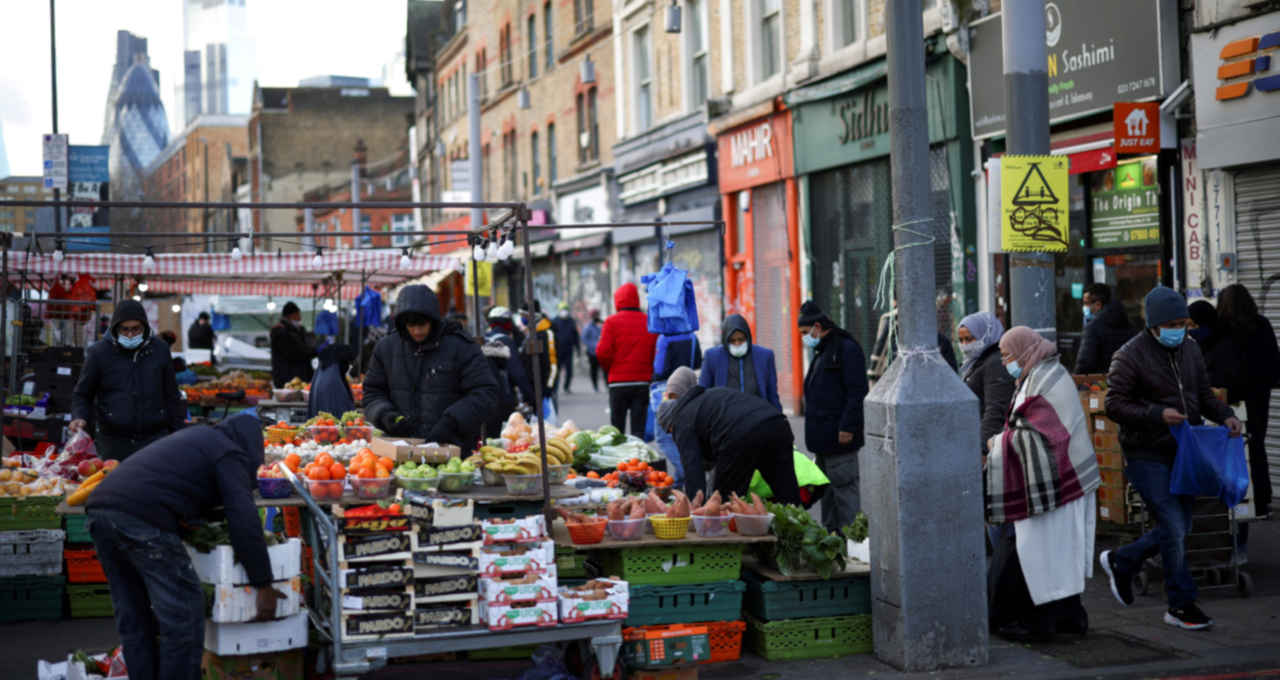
[789,45,977,358]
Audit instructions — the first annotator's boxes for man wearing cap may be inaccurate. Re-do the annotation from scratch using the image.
[269,301,316,388]
[657,366,801,504]
[798,300,868,530]
[1100,286,1241,631]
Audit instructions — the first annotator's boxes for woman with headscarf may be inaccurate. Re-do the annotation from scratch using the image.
[308,344,357,419]
[986,327,1099,642]
[958,312,1015,453]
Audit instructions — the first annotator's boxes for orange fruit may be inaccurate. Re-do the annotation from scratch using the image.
[315,453,334,468]
[376,457,394,472]
[284,453,301,472]
[307,466,329,481]
[375,466,390,478]
[359,463,376,479]
[586,471,599,479]
[388,503,402,515]
[329,462,346,479]
[359,448,375,458]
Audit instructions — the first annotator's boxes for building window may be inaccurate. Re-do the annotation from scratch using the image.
[544,2,554,71]
[686,0,708,109]
[476,50,487,100]
[391,213,413,247]
[527,14,538,79]
[547,123,557,185]
[758,0,782,80]
[633,25,652,132]
[500,24,513,87]
[834,0,860,48]
[576,88,599,164]
[574,0,593,36]
[455,0,466,31]
[483,144,492,201]
[359,214,372,246]
[531,131,541,193]
[503,131,518,200]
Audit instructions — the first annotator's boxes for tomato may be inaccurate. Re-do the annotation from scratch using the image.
[329,462,346,479]
[387,503,402,515]
[315,453,334,469]
[586,471,599,479]
[284,453,302,472]
[307,466,329,481]
[376,456,395,472]
[375,466,390,478]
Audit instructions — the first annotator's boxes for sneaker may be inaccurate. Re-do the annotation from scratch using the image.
[1099,550,1134,606]
[1164,603,1213,630]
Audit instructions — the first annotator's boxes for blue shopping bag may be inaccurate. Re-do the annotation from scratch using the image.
[1169,421,1249,507]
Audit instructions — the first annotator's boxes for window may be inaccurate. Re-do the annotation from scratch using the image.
[499,25,513,87]
[686,0,708,108]
[503,131,518,200]
[547,123,557,184]
[531,131,541,193]
[544,2,554,71]
[359,214,372,246]
[483,144,492,201]
[759,0,782,80]
[527,14,538,79]
[391,213,413,247]
[835,0,859,48]
[588,89,599,161]
[476,50,487,100]
[633,25,652,132]
[454,0,466,31]
[576,88,599,164]
[574,0,593,36]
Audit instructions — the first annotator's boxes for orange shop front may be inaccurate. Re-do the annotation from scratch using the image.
[716,108,802,414]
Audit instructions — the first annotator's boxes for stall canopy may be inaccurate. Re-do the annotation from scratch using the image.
[5,249,463,298]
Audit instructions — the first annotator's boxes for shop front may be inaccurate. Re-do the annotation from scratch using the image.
[714,107,801,413]
[553,182,614,321]
[788,43,976,359]
[968,0,1181,362]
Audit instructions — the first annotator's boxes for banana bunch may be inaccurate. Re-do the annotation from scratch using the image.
[487,453,545,474]
[478,438,574,475]
[540,438,574,465]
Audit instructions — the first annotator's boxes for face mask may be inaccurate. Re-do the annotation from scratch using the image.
[1005,360,1022,380]
[559,310,570,319]
[1083,305,1094,323]
[728,343,749,358]
[117,333,144,350]
[802,333,821,349]
[959,341,982,359]
[1157,327,1186,348]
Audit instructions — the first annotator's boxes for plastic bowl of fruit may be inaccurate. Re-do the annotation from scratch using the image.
[350,475,394,499]
[546,464,571,485]
[343,425,373,441]
[305,425,343,445]
[395,471,436,492]
[481,467,505,486]
[732,512,774,536]
[436,471,476,493]
[503,473,543,496]
[691,514,733,538]
[567,518,608,545]
[606,517,646,541]
[257,476,294,499]
[305,478,345,500]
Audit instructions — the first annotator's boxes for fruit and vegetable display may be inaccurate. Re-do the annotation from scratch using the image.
[498,412,581,452]
[589,459,673,490]
[304,412,345,444]
[339,411,374,440]
[395,457,476,480]
[264,439,374,465]
[477,439,572,475]
[64,460,120,506]
[765,500,848,578]
[283,377,308,391]
[184,520,283,553]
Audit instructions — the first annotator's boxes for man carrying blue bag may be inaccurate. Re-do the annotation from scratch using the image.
[1099,287,1242,632]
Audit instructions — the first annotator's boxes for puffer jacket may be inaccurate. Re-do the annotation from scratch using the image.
[963,343,1016,451]
[363,285,498,450]
[1106,329,1235,465]
[596,283,657,385]
[1075,301,1136,374]
[270,317,315,388]
[72,301,184,437]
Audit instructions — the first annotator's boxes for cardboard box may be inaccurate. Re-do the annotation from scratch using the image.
[402,493,476,527]
[557,578,629,623]
[1093,431,1121,452]
[1096,449,1124,470]
[206,577,303,623]
[477,540,556,577]
[339,610,415,641]
[479,571,558,604]
[1099,467,1125,490]
[414,573,478,600]
[481,515,547,544]
[479,598,558,631]
[338,561,415,590]
[333,510,412,535]
[203,610,309,655]
[1097,484,1127,523]
[200,649,303,680]
[414,543,482,575]
[338,532,413,563]
[416,524,484,550]
[1084,390,1108,414]
[339,586,415,612]
[1092,415,1119,435]
[414,596,479,631]
[370,437,460,464]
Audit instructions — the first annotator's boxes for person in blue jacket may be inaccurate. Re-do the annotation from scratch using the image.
[699,314,781,411]
[650,330,701,487]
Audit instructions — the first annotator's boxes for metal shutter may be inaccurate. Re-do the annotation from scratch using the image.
[1232,162,1280,499]
[753,182,795,411]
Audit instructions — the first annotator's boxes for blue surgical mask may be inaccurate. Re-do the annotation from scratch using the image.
[802,333,821,349]
[959,340,982,359]
[1157,327,1186,348]
[728,342,749,358]
[1005,360,1022,380]
[117,333,144,350]
[1083,305,1094,324]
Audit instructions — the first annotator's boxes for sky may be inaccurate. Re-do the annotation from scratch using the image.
[0,0,412,178]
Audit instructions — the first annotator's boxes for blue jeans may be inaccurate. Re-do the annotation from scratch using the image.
[88,510,205,680]
[650,381,684,488]
[1109,459,1197,609]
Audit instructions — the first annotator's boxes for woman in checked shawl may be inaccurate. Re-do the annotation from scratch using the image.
[986,326,1099,642]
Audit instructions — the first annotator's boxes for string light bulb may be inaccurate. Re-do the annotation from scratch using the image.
[52,243,65,263]
[473,241,486,262]
[312,247,324,267]
[132,295,141,302]
[142,247,156,272]
[231,246,243,261]
[171,304,181,313]
[498,237,515,260]
[400,248,412,268]
[266,299,277,312]
[486,239,500,261]
[137,281,148,293]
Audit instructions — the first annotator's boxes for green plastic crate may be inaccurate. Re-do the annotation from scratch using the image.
[601,544,742,586]
[64,515,92,544]
[0,497,61,531]
[67,583,114,618]
[746,613,872,661]
[742,569,870,620]
[0,575,65,622]
[627,580,745,626]
[468,644,538,660]
[555,546,589,579]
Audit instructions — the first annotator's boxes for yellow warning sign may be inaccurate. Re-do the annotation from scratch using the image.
[465,259,492,297]
[1001,155,1069,252]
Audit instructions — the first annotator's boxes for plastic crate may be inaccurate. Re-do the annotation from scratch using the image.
[0,497,61,531]
[702,620,747,664]
[623,624,711,668]
[0,575,65,622]
[65,548,108,583]
[67,583,114,618]
[742,569,871,621]
[745,613,872,661]
[467,644,539,660]
[601,544,742,586]
[555,546,588,579]
[64,514,92,544]
[0,529,65,577]
[626,580,745,626]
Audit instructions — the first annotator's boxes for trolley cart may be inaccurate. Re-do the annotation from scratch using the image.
[1136,495,1253,598]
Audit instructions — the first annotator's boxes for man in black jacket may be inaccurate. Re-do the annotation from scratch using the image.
[1100,286,1241,632]
[86,412,283,680]
[657,367,801,504]
[551,303,581,393]
[364,285,498,451]
[1075,283,1135,374]
[187,312,216,350]
[799,301,868,531]
[269,302,315,388]
[70,301,185,461]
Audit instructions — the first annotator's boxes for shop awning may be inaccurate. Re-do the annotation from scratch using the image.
[784,60,888,106]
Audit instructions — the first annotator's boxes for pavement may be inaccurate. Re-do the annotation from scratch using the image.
[7,386,1279,678]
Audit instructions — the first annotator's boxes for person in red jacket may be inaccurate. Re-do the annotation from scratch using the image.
[596,282,658,436]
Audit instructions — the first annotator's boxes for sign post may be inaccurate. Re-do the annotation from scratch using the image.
[42,133,68,192]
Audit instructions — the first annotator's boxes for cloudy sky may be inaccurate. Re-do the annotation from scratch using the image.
[0,0,412,177]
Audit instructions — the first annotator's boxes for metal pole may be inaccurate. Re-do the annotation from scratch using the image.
[1,239,9,438]
[50,0,62,240]
[469,73,485,341]
[654,216,664,266]
[861,0,987,670]
[1003,0,1055,341]
[520,213,552,517]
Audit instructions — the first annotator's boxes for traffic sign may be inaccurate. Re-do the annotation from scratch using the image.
[42,133,68,191]
[1001,155,1069,252]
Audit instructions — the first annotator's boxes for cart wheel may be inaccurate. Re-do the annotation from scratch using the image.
[1136,570,1150,596]
[1237,571,1254,597]
[1204,568,1220,586]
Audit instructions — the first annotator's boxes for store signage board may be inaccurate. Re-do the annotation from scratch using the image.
[42,133,68,191]
[715,111,793,193]
[1000,155,1069,253]
[1089,156,1161,248]
[1113,103,1160,155]
[1190,15,1280,168]
[1180,139,1207,298]
[968,1,1175,140]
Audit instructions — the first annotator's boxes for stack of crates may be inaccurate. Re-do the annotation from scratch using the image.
[1077,374,1132,526]
[0,527,66,622]
[741,568,872,661]
[63,515,112,618]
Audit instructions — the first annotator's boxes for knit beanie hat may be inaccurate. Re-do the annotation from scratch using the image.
[665,366,697,399]
[282,301,301,317]
[1144,286,1188,328]
[798,300,828,328]
[656,399,679,432]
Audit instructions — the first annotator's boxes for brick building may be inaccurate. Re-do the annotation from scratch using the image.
[142,114,249,251]
[299,139,416,251]
[0,176,54,233]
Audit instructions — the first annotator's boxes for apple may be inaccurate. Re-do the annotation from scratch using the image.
[101,460,119,472]
[77,459,101,479]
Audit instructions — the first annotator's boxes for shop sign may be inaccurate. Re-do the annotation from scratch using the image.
[1181,140,1207,297]
[716,111,793,193]
[1000,155,1069,252]
[556,185,611,224]
[1113,102,1160,155]
[1191,15,1280,168]
[1089,157,1161,248]
[969,0,1175,140]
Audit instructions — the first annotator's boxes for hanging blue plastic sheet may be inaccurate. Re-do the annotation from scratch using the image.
[641,262,699,335]
[1169,422,1250,507]
[314,309,340,336]
[355,286,383,327]
[210,310,231,331]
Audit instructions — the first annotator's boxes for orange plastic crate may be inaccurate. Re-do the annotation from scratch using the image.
[283,507,302,538]
[65,548,107,584]
[702,620,746,664]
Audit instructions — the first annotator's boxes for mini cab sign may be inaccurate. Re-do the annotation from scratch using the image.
[1113,102,1160,155]
[1000,155,1069,253]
